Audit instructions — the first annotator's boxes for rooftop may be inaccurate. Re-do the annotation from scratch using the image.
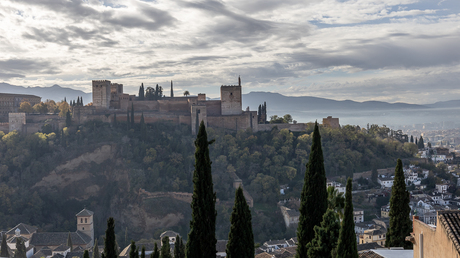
[75,209,94,217]
[438,210,460,255]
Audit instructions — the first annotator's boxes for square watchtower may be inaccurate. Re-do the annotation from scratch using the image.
[220,76,242,115]
[92,80,111,109]
[76,208,94,244]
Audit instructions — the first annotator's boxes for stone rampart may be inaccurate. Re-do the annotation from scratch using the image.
[257,123,312,132]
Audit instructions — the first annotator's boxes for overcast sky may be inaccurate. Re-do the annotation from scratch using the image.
[0,0,459,103]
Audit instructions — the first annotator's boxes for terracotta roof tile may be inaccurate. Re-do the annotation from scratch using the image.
[438,210,460,255]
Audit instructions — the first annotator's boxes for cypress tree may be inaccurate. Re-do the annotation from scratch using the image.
[103,217,118,258]
[140,113,146,140]
[150,243,159,258]
[141,246,145,258]
[81,97,84,106]
[410,135,413,143]
[173,236,185,258]
[306,209,340,257]
[186,121,217,258]
[127,109,130,130]
[336,178,358,258]
[170,81,174,98]
[13,238,26,258]
[386,159,412,248]
[67,232,73,251]
[129,242,137,258]
[160,237,171,258]
[296,121,328,258]
[131,103,134,126]
[226,187,254,258]
[418,136,424,149]
[66,110,72,127]
[139,84,144,100]
[92,239,100,258]
[83,250,90,258]
[1,233,8,257]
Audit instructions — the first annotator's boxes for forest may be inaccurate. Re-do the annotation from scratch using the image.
[0,119,417,244]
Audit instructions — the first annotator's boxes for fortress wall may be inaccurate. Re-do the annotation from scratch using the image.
[0,123,9,133]
[204,101,221,116]
[132,101,159,111]
[207,112,254,132]
[257,123,311,132]
[27,114,61,122]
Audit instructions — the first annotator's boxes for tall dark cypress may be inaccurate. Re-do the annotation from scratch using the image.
[103,217,118,258]
[173,236,185,258]
[186,121,217,258]
[160,237,171,258]
[129,241,137,258]
[1,233,8,257]
[170,81,174,98]
[92,239,100,258]
[150,243,159,258]
[141,246,145,258]
[336,178,358,258]
[386,159,412,248]
[127,109,130,130]
[418,136,424,149]
[296,121,328,258]
[140,113,146,140]
[67,232,73,251]
[14,238,26,258]
[83,250,90,258]
[139,84,144,100]
[131,103,134,126]
[226,187,254,258]
[306,209,340,257]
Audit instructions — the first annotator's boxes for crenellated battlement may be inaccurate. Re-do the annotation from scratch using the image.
[92,80,111,83]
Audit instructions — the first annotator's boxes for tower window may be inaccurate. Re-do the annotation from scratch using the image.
[85,218,87,223]
[230,92,233,95]
[81,218,83,223]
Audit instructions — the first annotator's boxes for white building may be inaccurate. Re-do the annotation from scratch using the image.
[378,178,394,188]
[354,209,364,224]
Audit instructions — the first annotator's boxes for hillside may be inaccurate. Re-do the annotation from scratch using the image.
[242,91,428,113]
[0,83,91,105]
[0,120,417,243]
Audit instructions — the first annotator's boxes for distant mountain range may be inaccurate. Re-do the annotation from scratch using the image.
[0,83,91,105]
[1,83,458,111]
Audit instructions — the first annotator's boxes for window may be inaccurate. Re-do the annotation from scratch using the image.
[81,218,83,223]
[82,227,84,230]
[85,218,87,223]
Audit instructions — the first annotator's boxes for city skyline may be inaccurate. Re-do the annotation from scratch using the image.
[0,0,459,104]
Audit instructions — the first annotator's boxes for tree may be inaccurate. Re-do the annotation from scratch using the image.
[269,115,284,124]
[386,159,412,249]
[140,113,146,140]
[92,239,100,258]
[65,110,72,127]
[226,187,254,258]
[83,250,90,258]
[131,103,134,126]
[129,241,137,258]
[335,178,358,258]
[371,167,378,184]
[183,91,190,97]
[418,136,425,149]
[18,101,33,114]
[283,114,293,124]
[186,121,217,258]
[296,121,328,258]
[139,83,145,100]
[173,236,185,258]
[160,237,171,258]
[59,101,70,117]
[67,232,73,251]
[103,217,118,258]
[327,186,344,219]
[410,135,414,143]
[13,238,26,258]
[150,243,159,258]
[141,246,145,258]
[1,233,8,257]
[33,102,48,114]
[306,209,340,257]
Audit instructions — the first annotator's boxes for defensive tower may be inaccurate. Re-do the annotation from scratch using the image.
[76,208,94,244]
[92,80,111,109]
[220,76,242,115]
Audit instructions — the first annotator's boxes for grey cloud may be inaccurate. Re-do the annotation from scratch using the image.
[16,0,176,32]
[0,58,60,75]
[0,72,26,79]
[22,26,118,49]
[289,36,460,70]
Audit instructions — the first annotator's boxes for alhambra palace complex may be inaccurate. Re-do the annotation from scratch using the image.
[0,77,340,134]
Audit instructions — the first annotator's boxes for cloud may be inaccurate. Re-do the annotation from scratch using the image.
[0,58,61,77]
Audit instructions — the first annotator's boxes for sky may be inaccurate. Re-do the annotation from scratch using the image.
[0,0,459,103]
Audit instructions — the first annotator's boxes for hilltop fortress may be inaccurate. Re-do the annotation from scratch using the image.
[71,77,314,134]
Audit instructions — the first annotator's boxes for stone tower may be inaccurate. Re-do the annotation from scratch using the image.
[76,208,94,243]
[220,76,242,115]
[92,80,111,109]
